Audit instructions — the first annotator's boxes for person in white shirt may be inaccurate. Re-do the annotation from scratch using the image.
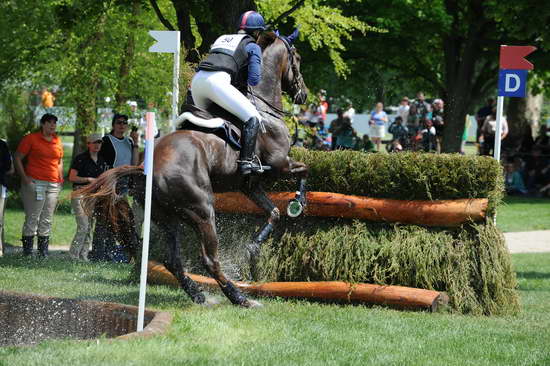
[344,100,355,125]
[397,96,410,126]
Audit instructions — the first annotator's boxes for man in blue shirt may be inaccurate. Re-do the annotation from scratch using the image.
[192,10,266,175]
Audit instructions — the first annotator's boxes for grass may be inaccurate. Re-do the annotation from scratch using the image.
[496,196,550,233]
[0,252,548,365]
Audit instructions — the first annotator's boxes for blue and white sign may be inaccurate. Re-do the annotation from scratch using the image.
[498,69,528,97]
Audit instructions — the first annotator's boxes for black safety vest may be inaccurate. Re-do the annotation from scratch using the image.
[198,34,255,90]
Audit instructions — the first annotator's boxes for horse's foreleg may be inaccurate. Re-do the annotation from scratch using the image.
[286,159,308,217]
[241,177,280,269]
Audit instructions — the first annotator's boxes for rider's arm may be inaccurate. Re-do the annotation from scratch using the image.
[245,42,262,86]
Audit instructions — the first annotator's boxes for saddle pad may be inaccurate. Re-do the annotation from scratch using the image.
[179,119,242,150]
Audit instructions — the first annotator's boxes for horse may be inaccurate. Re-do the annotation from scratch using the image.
[78,31,309,308]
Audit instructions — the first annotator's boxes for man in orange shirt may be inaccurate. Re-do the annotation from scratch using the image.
[14,113,64,257]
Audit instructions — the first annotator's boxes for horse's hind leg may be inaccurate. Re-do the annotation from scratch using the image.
[159,221,206,305]
[185,206,260,308]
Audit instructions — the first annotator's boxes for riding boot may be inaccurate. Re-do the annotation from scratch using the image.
[238,117,264,175]
[37,236,49,258]
[21,236,34,256]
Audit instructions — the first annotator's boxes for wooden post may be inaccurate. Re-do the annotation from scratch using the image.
[147,261,448,312]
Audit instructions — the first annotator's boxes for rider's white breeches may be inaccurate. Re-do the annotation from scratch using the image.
[191,70,260,122]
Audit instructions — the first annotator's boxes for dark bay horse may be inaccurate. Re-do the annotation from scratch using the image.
[78,32,309,308]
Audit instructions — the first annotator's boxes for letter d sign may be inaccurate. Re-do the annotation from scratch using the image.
[498,69,528,97]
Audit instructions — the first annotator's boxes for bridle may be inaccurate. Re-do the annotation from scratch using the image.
[279,36,306,105]
[248,36,306,119]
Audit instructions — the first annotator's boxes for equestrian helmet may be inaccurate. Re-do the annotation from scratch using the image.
[238,11,266,31]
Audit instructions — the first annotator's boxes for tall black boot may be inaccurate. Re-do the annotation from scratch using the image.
[21,236,34,256]
[238,117,267,175]
[37,236,49,258]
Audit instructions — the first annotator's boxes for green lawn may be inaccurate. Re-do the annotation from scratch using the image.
[0,253,548,365]
[497,196,550,233]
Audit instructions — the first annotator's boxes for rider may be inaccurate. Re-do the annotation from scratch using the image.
[192,10,266,175]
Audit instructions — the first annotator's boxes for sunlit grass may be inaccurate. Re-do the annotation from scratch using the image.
[0,253,548,365]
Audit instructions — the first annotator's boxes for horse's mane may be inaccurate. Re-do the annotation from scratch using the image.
[257,31,278,50]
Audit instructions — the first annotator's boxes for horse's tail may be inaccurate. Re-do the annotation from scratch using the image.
[74,165,144,231]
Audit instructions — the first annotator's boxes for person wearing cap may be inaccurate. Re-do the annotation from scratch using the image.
[14,113,64,257]
[192,10,266,175]
[68,133,108,261]
[94,113,139,263]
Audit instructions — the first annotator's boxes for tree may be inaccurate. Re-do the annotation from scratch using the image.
[327,0,550,152]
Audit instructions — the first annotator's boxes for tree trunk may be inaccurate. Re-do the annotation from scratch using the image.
[504,90,544,150]
[441,89,471,153]
[115,0,140,108]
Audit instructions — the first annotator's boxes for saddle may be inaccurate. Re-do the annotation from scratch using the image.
[176,104,243,150]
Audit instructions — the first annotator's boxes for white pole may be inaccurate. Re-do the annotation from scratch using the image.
[171,32,181,132]
[492,95,505,225]
[493,96,505,162]
[137,112,156,331]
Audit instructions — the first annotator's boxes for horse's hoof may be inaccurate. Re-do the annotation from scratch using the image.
[243,299,263,308]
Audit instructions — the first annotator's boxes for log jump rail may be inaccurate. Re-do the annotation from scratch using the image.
[213,192,488,227]
[148,261,449,312]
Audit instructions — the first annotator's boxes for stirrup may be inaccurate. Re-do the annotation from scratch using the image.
[237,155,271,175]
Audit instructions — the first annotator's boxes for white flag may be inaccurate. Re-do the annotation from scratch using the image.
[149,31,179,53]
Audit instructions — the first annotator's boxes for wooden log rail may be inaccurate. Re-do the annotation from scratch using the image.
[147,261,448,312]
[214,192,488,227]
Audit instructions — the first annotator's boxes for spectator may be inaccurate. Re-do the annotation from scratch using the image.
[504,162,528,195]
[480,109,508,156]
[92,113,139,262]
[14,113,64,257]
[369,102,388,152]
[343,100,355,126]
[334,117,356,150]
[355,134,377,153]
[0,138,14,256]
[475,98,496,153]
[431,99,444,153]
[397,96,410,126]
[460,115,471,155]
[409,92,431,130]
[68,133,109,261]
[328,109,346,150]
[388,116,409,150]
[41,88,55,109]
[318,89,329,123]
[419,118,437,152]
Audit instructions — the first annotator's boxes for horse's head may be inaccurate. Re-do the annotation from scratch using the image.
[279,29,308,105]
[258,30,308,105]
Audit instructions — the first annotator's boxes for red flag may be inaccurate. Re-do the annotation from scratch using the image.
[499,46,537,70]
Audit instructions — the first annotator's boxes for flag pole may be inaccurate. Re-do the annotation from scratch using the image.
[493,96,504,162]
[171,33,180,132]
[137,112,156,331]
[141,30,181,330]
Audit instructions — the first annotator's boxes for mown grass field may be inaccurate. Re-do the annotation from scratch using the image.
[0,253,548,365]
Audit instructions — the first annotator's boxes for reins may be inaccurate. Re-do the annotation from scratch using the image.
[247,35,302,120]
